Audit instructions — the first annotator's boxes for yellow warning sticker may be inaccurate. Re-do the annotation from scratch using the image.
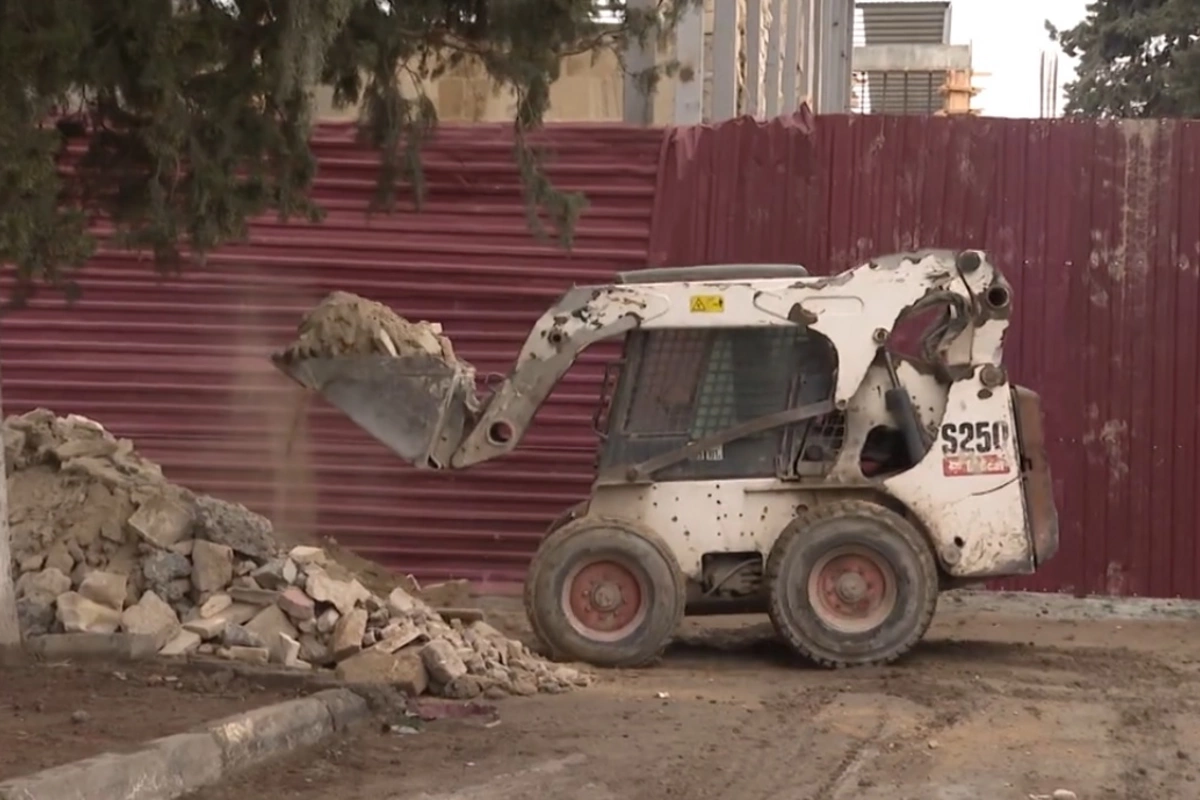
[689,294,725,313]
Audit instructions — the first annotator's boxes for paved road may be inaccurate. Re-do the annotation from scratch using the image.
[190,592,1200,800]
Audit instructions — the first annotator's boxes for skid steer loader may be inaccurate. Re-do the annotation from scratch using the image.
[272,249,1058,669]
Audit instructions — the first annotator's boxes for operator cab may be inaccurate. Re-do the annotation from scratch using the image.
[599,263,851,484]
[597,263,957,485]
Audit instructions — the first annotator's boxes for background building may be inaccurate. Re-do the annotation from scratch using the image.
[314,0,981,125]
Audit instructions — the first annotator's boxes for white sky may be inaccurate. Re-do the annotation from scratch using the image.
[946,0,1091,118]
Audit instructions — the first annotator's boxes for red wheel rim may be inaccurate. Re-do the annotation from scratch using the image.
[561,558,649,642]
[806,545,898,634]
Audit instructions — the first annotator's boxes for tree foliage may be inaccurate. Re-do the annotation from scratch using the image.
[0,0,696,306]
[1048,0,1200,118]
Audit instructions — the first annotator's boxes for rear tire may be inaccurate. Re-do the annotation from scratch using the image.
[524,516,686,668]
[766,500,938,668]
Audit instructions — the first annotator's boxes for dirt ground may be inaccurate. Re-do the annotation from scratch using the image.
[0,657,323,781]
[184,591,1200,800]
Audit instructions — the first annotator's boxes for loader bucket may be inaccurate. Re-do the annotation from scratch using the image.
[271,352,478,470]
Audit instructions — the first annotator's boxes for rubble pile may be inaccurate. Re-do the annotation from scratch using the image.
[5,409,588,699]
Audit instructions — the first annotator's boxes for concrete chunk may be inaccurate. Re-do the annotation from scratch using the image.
[45,543,74,576]
[372,620,426,654]
[288,545,329,567]
[18,553,45,573]
[335,648,429,696]
[159,629,203,656]
[182,602,258,639]
[330,608,368,661]
[120,590,181,650]
[298,634,331,666]
[277,586,315,621]
[229,587,280,607]
[128,493,194,548]
[142,551,191,587]
[386,586,418,617]
[252,558,298,590]
[78,571,129,611]
[198,593,234,619]
[421,639,468,685]
[17,595,56,636]
[224,645,270,664]
[221,623,265,649]
[244,604,299,654]
[169,539,195,557]
[306,573,370,615]
[275,633,303,667]
[192,495,277,560]
[191,540,234,594]
[17,567,71,600]
[57,591,121,634]
[315,607,340,634]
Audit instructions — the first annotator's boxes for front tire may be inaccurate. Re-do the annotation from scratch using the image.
[524,516,686,668]
[766,500,938,668]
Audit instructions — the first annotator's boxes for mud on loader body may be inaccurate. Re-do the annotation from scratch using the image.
[274,250,1058,669]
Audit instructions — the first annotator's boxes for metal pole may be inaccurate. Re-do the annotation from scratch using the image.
[1039,53,1046,118]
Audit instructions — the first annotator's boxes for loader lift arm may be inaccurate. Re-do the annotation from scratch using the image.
[451,249,1010,469]
[271,250,1010,473]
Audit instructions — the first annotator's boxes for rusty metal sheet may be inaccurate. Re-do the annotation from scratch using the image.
[649,112,1200,599]
[0,122,663,589]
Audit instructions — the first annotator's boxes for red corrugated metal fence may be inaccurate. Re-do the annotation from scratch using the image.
[1,122,663,588]
[650,113,1200,599]
[6,112,1200,598]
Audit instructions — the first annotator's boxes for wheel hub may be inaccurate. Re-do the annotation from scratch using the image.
[835,572,868,604]
[590,581,623,612]
[807,546,898,634]
[564,559,647,639]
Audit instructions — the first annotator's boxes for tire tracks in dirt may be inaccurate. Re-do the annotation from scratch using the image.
[808,716,886,800]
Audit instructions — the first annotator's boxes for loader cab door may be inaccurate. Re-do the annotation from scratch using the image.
[597,326,839,482]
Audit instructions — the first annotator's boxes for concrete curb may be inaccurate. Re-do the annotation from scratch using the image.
[0,688,370,800]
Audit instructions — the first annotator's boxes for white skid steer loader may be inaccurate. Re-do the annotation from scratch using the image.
[272,250,1058,669]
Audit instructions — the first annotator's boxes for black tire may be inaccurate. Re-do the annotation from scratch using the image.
[524,516,686,668]
[766,499,938,668]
